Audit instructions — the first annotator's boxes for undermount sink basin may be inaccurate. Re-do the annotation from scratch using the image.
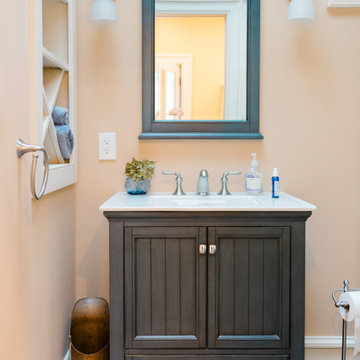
[148,194,259,208]
[100,192,316,212]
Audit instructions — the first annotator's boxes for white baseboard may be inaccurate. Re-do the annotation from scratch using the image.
[305,336,355,349]
[328,0,360,7]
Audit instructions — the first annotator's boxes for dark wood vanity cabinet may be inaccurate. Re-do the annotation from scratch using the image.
[104,211,311,360]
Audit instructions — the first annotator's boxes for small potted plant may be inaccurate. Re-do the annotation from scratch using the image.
[125,157,155,195]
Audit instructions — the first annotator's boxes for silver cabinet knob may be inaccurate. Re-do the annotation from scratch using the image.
[209,244,217,255]
[199,244,207,254]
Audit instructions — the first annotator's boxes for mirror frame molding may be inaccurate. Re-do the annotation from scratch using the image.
[140,0,262,140]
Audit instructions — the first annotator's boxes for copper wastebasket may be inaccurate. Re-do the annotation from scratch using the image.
[69,298,109,360]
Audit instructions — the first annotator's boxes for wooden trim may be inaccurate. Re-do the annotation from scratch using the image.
[109,221,125,360]
[290,222,306,360]
[43,47,70,71]
[139,132,263,139]
[104,211,313,221]
[141,0,261,139]
[142,0,155,133]
[45,162,77,194]
[124,348,290,355]
[217,335,281,341]
[248,0,260,133]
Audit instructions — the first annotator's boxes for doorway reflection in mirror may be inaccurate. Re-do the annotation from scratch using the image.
[155,0,247,122]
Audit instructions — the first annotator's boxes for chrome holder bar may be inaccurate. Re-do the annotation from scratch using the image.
[16,139,50,200]
[332,280,360,360]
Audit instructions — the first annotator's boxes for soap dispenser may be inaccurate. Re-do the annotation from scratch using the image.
[272,168,280,199]
[245,153,263,194]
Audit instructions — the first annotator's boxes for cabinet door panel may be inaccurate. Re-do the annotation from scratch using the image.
[125,227,207,349]
[208,227,290,349]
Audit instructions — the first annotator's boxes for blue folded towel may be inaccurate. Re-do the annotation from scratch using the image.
[55,125,74,160]
[52,106,69,126]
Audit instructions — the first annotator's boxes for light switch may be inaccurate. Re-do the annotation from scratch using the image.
[99,133,116,160]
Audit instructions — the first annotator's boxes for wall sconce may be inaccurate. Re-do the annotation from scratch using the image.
[90,0,118,23]
[288,0,315,23]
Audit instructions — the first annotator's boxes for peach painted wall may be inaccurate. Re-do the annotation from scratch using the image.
[5,0,360,359]
[76,3,360,358]
[0,0,76,359]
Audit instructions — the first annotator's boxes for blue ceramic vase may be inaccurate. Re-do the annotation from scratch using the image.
[125,177,151,195]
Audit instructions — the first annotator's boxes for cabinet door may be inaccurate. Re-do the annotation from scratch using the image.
[208,227,290,349]
[124,226,207,349]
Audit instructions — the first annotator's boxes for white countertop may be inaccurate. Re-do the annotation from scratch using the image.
[99,192,316,212]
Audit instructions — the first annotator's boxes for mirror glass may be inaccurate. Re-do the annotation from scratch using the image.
[155,0,248,122]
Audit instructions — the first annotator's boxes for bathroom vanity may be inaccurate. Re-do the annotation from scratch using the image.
[101,193,315,360]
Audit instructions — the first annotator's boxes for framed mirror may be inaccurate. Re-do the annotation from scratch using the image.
[140,0,262,139]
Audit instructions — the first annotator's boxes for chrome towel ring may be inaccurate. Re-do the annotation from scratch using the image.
[16,139,50,200]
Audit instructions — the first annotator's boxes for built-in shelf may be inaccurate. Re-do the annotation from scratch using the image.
[42,1,69,65]
[49,163,72,170]
[43,115,51,135]
[43,47,69,71]
[42,68,66,164]
[44,116,65,164]
[43,68,65,115]
[56,73,69,109]
[42,87,50,116]
[31,0,76,194]
[43,0,68,3]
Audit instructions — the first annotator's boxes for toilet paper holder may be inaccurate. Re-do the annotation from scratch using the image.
[332,280,360,360]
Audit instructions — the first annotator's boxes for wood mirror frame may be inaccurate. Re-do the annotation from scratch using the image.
[140,0,262,140]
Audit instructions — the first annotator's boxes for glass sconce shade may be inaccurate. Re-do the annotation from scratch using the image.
[90,0,118,23]
[288,0,315,23]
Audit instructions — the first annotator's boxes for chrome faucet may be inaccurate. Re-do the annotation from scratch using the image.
[196,169,210,196]
[162,171,186,196]
[218,171,242,196]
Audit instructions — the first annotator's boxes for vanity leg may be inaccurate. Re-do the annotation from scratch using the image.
[291,222,306,360]
[109,221,124,360]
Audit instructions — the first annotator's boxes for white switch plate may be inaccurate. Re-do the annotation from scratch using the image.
[99,133,116,160]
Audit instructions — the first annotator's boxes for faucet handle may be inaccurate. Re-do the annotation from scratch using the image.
[162,171,186,196]
[223,171,242,178]
[163,171,181,177]
[218,171,242,196]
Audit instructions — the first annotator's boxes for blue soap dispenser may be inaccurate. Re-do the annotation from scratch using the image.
[272,168,280,198]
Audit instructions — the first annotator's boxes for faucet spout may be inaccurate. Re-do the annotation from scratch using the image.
[196,169,210,196]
